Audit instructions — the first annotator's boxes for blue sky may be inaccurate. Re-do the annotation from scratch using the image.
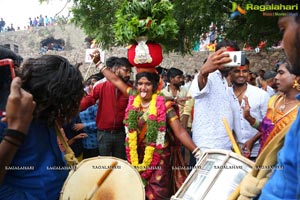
[0,0,73,29]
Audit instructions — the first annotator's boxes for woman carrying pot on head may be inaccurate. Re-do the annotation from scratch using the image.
[91,51,201,200]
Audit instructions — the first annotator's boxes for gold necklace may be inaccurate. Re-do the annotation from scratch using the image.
[278,97,299,112]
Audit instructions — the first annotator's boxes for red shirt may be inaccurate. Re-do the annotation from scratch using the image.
[80,81,129,130]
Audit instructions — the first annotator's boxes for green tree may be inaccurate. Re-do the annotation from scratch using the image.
[41,0,282,54]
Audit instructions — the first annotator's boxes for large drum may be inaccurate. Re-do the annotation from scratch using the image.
[60,156,145,200]
[171,150,254,200]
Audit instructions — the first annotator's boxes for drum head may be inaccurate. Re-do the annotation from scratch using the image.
[60,156,145,200]
[171,149,254,200]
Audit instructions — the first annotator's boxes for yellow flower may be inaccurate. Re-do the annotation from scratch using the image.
[148,93,157,115]
[125,93,166,179]
[136,146,155,172]
[133,95,141,108]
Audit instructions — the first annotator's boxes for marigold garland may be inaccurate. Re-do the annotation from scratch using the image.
[124,93,166,182]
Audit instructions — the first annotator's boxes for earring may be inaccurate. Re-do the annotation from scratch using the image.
[292,79,300,91]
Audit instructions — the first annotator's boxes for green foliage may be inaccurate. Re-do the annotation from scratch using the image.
[70,0,123,49]
[114,0,179,52]
[41,0,282,54]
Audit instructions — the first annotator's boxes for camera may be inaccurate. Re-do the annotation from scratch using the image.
[0,59,15,116]
[222,51,246,67]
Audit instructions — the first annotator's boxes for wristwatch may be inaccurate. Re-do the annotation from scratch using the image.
[172,96,178,101]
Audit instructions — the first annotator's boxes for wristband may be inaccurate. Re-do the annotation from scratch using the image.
[100,66,107,73]
[192,147,202,160]
[95,60,102,67]
[251,119,260,129]
[4,129,26,143]
[192,147,200,155]
[3,137,21,147]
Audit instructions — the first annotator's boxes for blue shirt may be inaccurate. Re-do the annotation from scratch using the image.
[80,104,98,149]
[0,121,68,200]
[259,94,300,199]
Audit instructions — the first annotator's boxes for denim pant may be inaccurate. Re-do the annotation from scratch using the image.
[97,129,126,160]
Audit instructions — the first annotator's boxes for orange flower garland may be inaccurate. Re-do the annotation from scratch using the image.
[124,93,166,182]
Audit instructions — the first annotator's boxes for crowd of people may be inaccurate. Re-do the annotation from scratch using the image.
[0,14,67,33]
[0,4,300,200]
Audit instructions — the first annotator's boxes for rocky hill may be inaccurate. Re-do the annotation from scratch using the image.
[0,24,285,79]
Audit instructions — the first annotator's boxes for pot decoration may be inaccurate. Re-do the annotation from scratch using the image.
[128,37,163,69]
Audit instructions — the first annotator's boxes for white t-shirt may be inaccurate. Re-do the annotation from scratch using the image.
[190,70,234,150]
[230,84,270,157]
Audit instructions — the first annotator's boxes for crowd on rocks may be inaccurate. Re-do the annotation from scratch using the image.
[0,14,69,33]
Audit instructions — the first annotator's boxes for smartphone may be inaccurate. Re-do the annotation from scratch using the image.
[222,51,246,67]
[0,59,15,116]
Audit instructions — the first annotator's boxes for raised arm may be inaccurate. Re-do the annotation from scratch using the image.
[0,77,36,184]
[91,50,129,96]
[198,48,231,90]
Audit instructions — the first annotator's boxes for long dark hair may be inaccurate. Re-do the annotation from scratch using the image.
[136,72,160,92]
[21,55,84,126]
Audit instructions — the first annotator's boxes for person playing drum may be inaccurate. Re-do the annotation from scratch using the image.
[91,51,201,199]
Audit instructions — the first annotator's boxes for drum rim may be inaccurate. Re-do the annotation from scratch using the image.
[199,149,255,166]
[60,156,145,200]
[171,149,255,200]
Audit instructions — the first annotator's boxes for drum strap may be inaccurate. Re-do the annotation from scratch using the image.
[55,121,79,167]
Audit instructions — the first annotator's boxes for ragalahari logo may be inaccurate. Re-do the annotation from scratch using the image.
[230,2,247,19]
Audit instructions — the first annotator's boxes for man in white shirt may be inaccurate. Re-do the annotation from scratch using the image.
[229,62,270,160]
[190,40,238,150]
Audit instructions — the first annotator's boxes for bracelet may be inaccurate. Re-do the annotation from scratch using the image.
[251,119,260,129]
[3,129,26,143]
[95,60,102,67]
[98,63,106,71]
[172,96,177,102]
[3,137,21,147]
[192,147,200,155]
[100,66,107,73]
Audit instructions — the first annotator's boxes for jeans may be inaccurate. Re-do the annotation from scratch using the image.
[97,129,126,160]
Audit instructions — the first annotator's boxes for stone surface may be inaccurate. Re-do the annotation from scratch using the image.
[0,24,285,79]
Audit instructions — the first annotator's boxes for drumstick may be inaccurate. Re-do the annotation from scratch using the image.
[85,160,118,200]
[222,118,242,155]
